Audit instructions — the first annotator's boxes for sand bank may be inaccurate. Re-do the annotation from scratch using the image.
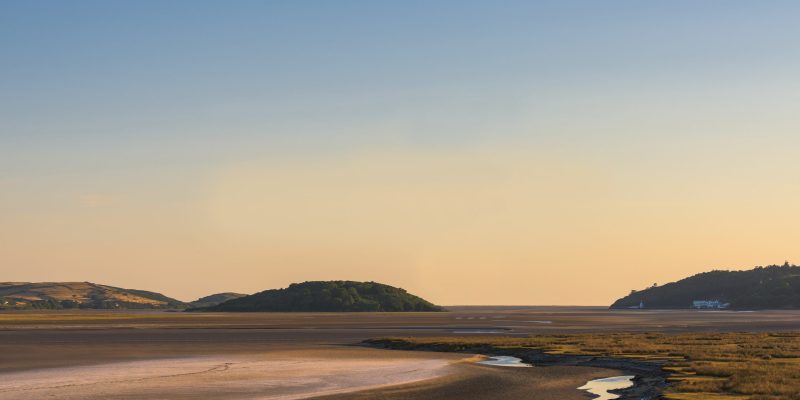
[0,350,456,400]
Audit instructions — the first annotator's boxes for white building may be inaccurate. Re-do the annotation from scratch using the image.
[691,300,730,309]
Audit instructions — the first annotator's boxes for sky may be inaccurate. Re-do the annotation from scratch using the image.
[2,1,800,305]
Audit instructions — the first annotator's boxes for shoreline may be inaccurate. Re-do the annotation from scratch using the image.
[0,349,459,400]
[363,339,668,400]
[4,310,797,398]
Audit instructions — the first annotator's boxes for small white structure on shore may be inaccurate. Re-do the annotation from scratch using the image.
[628,300,645,309]
[691,300,730,309]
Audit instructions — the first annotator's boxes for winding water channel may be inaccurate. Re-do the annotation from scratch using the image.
[577,375,635,400]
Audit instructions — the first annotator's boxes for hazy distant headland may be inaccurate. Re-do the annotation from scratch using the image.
[190,281,443,312]
[6,264,800,312]
[184,292,247,309]
[611,263,800,310]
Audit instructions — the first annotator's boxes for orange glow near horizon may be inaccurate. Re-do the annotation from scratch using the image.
[3,147,799,305]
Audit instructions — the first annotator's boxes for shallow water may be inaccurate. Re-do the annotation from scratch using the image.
[577,375,635,400]
[475,356,532,367]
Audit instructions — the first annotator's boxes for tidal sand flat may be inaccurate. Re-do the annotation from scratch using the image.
[0,350,455,400]
[3,309,800,399]
[318,363,625,400]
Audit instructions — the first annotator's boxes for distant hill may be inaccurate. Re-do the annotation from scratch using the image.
[193,281,443,312]
[0,282,186,309]
[610,263,800,309]
[188,292,247,308]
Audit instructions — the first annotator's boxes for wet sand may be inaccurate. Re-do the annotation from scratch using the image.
[4,307,800,333]
[0,348,458,400]
[318,363,623,400]
[2,307,798,399]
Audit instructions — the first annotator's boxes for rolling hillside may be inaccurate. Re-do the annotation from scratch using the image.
[0,282,186,309]
[188,292,247,308]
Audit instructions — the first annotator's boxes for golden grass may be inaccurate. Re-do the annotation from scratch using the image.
[377,332,800,400]
[663,393,749,400]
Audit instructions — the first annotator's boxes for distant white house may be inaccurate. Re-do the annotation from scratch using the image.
[691,300,730,309]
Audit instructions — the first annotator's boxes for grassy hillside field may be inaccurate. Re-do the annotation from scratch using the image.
[0,282,185,309]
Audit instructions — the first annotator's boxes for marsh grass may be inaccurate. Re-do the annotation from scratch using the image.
[376,333,800,400]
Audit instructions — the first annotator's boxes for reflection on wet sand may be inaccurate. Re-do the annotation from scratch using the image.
[476,355,532,367]
[578,375,635,400]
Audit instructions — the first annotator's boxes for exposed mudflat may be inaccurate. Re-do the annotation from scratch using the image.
[364,340,667,400]
[317,363,623,400]
[1,307,797,399]
[0,349,456,400]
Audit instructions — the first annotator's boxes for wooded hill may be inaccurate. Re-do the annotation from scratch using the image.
[610,263,800,309]
[193,281,443,312]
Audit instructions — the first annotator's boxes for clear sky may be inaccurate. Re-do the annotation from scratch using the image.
[2,1,800,305]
